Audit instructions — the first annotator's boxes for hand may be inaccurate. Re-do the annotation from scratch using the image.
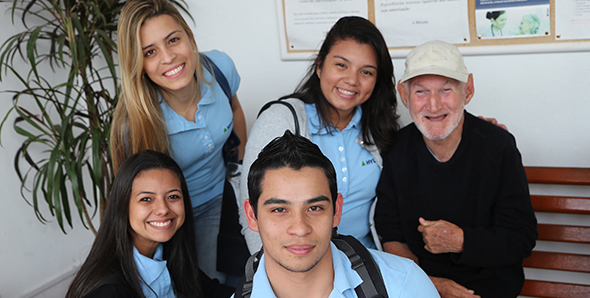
[418,218,464,254]
[478,116,508,131]
[430,276,480,298]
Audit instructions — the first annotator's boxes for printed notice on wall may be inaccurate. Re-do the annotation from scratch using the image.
[283,0,369,51]
[555,0,590,40]
[374,0,470,47]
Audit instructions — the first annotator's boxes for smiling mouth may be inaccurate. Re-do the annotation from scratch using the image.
[337,87,357,96]
[164,64,185,77]
[148,219,172,227]
[426,115,447,121]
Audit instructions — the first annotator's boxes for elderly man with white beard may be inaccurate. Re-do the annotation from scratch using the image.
[375,40,537,298]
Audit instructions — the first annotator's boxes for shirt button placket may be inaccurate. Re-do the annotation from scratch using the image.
[196,112,214,153]
[339,146,348,184]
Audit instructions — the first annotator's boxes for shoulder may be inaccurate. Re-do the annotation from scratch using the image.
[202,49,233,65]
[201,50,239,76]
[368,250,440,297]
[83,277,137,298]
[368,249,418,275]
[465,112,517,151]
[382,122,420,160]
[256,98,306,124]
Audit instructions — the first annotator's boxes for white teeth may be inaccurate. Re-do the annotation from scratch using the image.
[149,220,172,227]
[337,87,356,95]
[164,64,184,77]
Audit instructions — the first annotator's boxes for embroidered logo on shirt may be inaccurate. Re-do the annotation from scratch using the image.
[223,119,233,134]
[362,158,376,166]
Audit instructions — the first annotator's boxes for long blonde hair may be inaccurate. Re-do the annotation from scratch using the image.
[111,0,205,172]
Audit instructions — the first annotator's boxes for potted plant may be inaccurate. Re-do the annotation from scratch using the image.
[0,0,190,234]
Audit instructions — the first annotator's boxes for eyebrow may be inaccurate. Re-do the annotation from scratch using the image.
[333,55,377,70]
[135,189,182,196]
[262,195,331,206]
[142,30,182,51]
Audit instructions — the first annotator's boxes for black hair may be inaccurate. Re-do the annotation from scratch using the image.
[66,150,201,298]
[247,130,337,217]
[486,10,506,20]
[279,16,400,152]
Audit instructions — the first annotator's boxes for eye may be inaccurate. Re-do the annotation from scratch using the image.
[144,49,155,57]
[169,37,179,44]
[308,205,324,212]
[361,69,373,76]
[168,194,181,200]
[139,197,152,202]
[336,63,346,68]
[271,207,287,213]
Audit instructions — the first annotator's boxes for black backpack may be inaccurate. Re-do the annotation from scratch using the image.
[234,232,389,298]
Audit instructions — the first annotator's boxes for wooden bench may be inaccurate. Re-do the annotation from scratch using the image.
[520,167,590,298]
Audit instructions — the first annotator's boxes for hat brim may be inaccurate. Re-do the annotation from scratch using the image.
[400,68,469,83]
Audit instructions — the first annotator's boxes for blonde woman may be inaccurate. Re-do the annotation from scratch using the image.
[111,0,247,283]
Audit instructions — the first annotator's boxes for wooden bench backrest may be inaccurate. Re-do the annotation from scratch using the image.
[520,167,590,298]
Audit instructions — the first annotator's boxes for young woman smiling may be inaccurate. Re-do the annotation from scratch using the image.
[66,150,232,298]
[239,16,400,253]
[110,0,247,282]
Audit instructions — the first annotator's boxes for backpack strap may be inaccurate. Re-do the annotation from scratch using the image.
[199,53,241,165]
[200,53,232,103]
[235,235,388,298]
[332,235,389,298]
[234,248,264,298]
[257,99,300,136]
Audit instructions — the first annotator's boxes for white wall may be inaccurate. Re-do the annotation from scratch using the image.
[1,0,589,297]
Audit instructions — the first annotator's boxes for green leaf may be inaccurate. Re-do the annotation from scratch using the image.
[26,26,43,80]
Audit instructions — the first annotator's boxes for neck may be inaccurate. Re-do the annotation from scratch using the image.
[329,109,354,131]
[423,115,465,163]
[161,79,200,121]
[265,248,335,298]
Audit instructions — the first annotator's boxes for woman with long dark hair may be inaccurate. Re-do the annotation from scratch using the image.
[110,0,247,282]
[239,16,399,252]
[66,150,231,298]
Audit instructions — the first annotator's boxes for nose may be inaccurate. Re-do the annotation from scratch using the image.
[160,47,175,64]
[287,213,312,237]
[154,198,170,216]
[427,93,443,113]
[343,71,359,86]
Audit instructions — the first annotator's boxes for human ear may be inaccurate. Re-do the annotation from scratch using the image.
[332,194,343,228]
[244,199,259,232]
[464,74,475,105]
[397,81,409,108]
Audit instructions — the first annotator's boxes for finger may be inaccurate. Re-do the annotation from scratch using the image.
[419,217,434,226]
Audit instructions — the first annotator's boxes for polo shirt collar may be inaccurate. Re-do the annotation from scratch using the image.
[250,242,362,297]
[307,104,362,136]
[331,242,362,296]
[133,244,167,286]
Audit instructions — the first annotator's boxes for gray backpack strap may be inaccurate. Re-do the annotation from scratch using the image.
[257,99,300,136]
[236,235,389,298]
[234,248,263,298]
[332,235,389,298]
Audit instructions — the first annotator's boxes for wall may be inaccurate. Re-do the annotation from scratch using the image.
[0,0,588,297]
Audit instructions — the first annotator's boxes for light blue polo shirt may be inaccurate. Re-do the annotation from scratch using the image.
[134,244,176,298]
[160,50,240,208]
[238,242,440,297]
[305,104,381,248]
